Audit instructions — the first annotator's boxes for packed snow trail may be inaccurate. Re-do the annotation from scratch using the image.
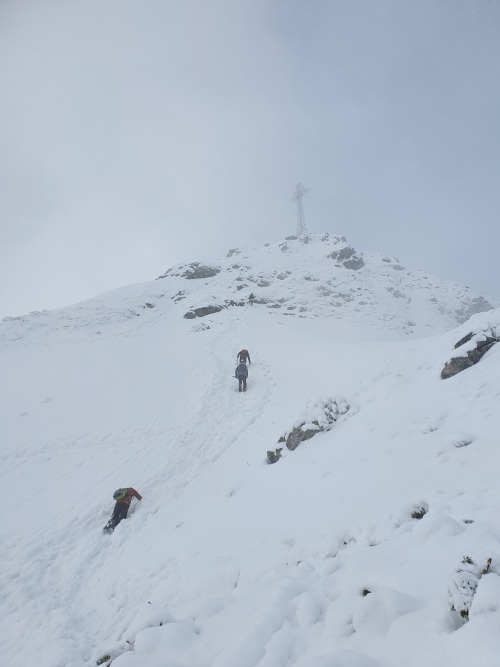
[0,305,282,666]
[2,236,500,666]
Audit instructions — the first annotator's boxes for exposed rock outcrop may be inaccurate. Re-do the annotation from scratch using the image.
[454,332,474,349]
[329,246,365,270]
[184,305,222,319]
[285,422,321,450]
[157,263,220,280]
[267,448,283,464]
[274,399,350,457]
[441,334,497,379]
[184,298,247,319]
[182,264,220,280]
[343,256,365,270]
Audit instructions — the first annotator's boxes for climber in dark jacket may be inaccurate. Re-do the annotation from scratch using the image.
[235,360,248,392]
[237,349,251,364]
[103,487,142,534]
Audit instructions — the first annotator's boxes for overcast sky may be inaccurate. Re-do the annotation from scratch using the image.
[1,0,499,319]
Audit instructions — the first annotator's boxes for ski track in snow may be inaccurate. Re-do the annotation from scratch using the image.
[1,235,500,667]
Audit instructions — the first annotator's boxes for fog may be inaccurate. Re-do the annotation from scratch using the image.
[1,0,500,318]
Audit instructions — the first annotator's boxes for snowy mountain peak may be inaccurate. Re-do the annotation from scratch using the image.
[1,233,495,348]
[156,233,494,338]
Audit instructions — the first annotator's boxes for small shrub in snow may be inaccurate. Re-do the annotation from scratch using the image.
[411,504,428,520]
[188,322,211,334]
[448,556,492,622]
[451,432,474,448]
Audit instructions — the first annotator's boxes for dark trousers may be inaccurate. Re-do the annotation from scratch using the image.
[105,502,128,532]
[238,376,247,391]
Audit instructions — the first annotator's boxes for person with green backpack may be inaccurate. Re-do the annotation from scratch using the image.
[103,487,142,534]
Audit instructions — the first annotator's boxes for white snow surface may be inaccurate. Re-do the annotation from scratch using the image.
[1,234,500,667]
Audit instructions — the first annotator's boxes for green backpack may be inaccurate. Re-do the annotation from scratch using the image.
[113,488,128,502]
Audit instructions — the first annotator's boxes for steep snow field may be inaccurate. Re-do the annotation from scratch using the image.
[1,235,500,667]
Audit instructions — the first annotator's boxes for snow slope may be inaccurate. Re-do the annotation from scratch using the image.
[1,235,500,667]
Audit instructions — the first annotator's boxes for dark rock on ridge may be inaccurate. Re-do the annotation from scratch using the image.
[184,298,246,319]
[184,305,222,319]
[275,399,349,457]
[441,334,498,379]
[454,332,474,349]
[330,246,355,261]
[328,246,365,270]
[267,448,283,464]
[182,264,220,279]
[343,256,365,270]
[157,263,221,280]
[286,422,320,450]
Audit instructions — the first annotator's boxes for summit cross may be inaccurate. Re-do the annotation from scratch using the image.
[290,183,310,236]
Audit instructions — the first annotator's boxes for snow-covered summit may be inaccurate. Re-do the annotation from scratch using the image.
[159,233,494,335]
[1,233,495,346]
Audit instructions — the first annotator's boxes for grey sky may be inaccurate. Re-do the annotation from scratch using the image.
[1,0,499,319]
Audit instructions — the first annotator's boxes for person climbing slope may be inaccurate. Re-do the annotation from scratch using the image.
[235,358,249,393]
[103,487,142,534]
[237,349,251,364]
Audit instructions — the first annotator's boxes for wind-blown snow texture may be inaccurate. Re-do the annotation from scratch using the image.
[1,234,500,667]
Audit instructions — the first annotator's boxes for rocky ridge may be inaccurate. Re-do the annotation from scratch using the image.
[158,234,495,337]
[0,233,496,345]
